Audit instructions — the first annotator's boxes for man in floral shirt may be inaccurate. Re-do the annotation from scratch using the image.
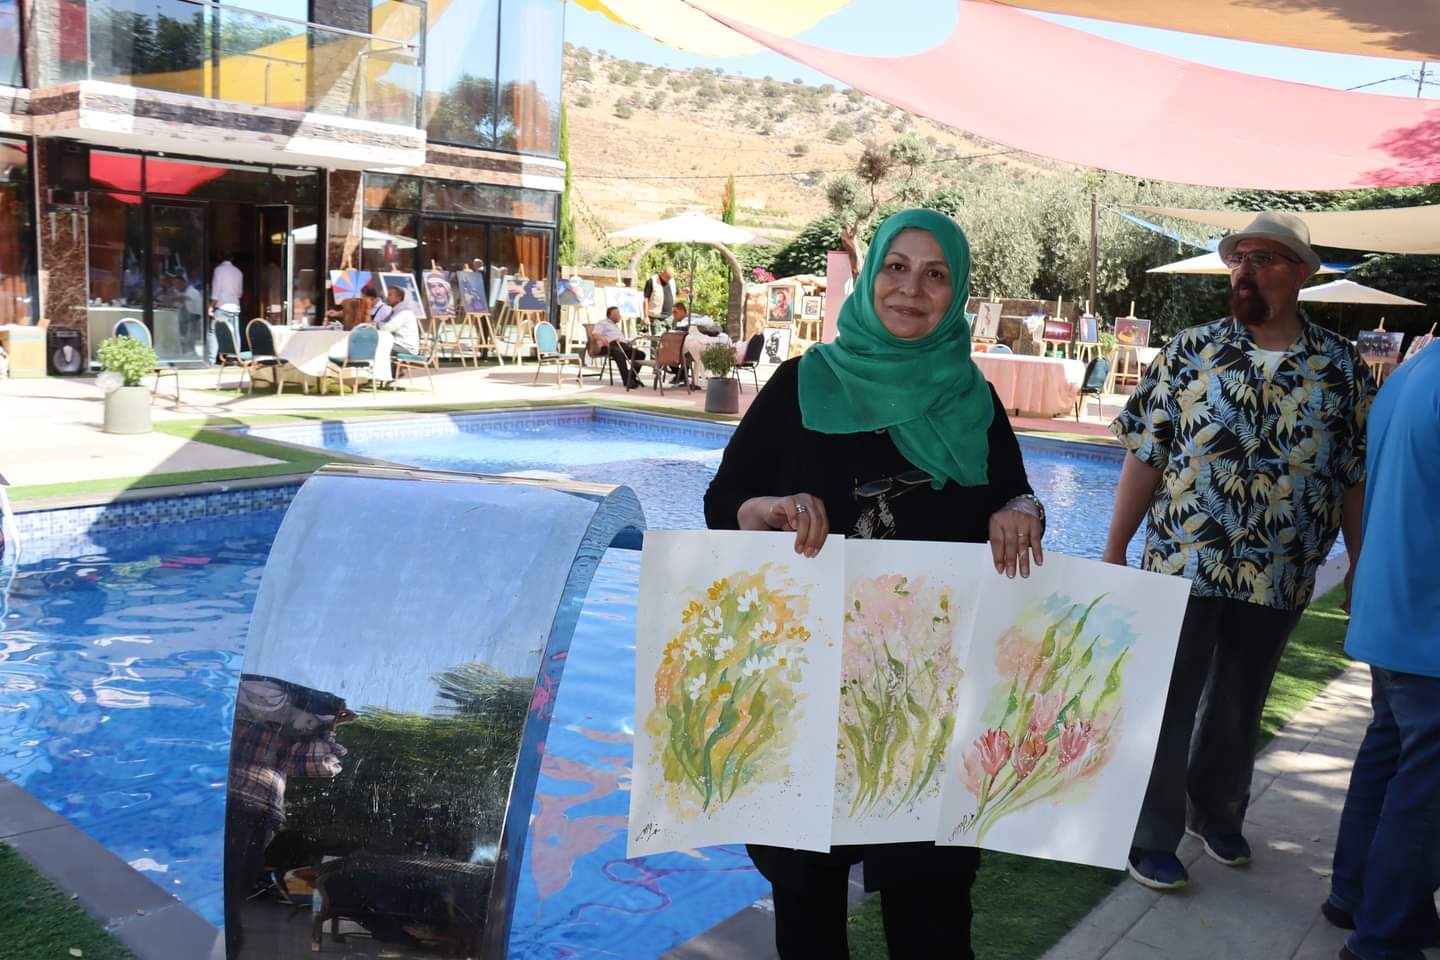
[1103,212,1375,891]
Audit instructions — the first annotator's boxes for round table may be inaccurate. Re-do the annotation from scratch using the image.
[972,352,1086,418]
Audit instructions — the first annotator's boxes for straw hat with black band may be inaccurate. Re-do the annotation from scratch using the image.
[1218,211,1322,276]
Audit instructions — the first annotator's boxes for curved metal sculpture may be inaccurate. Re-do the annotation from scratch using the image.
[223,464,644,958]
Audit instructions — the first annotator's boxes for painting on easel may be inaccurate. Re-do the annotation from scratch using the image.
[457,272,490,316]
[422,271,456,319]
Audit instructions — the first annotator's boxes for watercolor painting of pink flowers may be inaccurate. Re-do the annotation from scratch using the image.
[643,565,814,817]
[836,574,963,820]
[954,594,1127,842]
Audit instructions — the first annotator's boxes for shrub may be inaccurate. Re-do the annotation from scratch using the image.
[792,143,810,156]
[649,91,667,110]
[574,92,592,108]
[614,101,634,119]
[98,334,156,387]
[826,121,854,143]
[701,342,738,379]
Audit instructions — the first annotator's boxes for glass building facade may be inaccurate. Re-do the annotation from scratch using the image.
[0,137,36,324]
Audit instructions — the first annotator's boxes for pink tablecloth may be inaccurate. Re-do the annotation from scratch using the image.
[972,353,1085,417]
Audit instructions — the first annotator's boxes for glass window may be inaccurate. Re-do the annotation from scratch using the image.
[423,0,499,146]
[0,138,34,324]
[420,218,487,274]
[422,180,556,222]
[496,0,563,156]
[360,211,417,272]
[489,224,551,282]
[88,0,208,97]
[85,191,146,354]
[364,173,421,210]
[0,0,21,87]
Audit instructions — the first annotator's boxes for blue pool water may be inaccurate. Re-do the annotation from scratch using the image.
[2,412,1144,956]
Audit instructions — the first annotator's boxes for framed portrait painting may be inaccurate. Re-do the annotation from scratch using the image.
[421,270,457,318]
[767,284,797,325]
[799,295,823,321]
[457,271,490,316]
[378,272,425,317]
[761,326,792,366]
[1078,314,1099,344]
[557,278,596,307]
[973,301,1003,340]
[1357,330,1404,365]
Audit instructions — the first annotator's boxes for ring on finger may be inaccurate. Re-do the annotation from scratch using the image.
[794,503,809,515]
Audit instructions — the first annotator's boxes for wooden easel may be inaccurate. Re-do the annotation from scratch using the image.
[1042,294,1071,359]
[455,264,500,365]
[1106,302,1143,394]
[493,267,537,366]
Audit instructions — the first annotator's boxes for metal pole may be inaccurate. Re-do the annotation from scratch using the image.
[1419,62,1428,97]
[1088,193,1098,319]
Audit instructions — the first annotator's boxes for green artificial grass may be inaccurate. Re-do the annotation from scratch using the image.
[848,585,1354,960]
[0,843,137,960]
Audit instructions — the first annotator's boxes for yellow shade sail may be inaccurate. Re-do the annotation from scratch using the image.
[571,0,853,56]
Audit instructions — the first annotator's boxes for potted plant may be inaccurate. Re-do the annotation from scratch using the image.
[97,336,158,435]
[700,342,741,415]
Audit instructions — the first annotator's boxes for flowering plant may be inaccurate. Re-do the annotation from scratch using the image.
[645,567,812,814]
[838,575,961,818]
[751,267,775,283]
[958,594,1125,840]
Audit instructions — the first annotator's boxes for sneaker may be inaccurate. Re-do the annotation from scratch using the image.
[1186,827,1251,866]
[1127,849,1188,890]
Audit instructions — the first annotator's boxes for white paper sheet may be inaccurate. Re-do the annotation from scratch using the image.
[628,530,846,858]
[934,553,1192,869]
[830,540,987,845]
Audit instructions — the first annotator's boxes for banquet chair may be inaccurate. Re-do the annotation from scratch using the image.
[213,317,250,391]
[327,323,379,396]
[112,319,181,399]
[393,332,440,391]
[1074,355,1111,421]
[531,321,583,388]
[243,319,297,394]
[632,330,688,395]
[988,343,1013,354]
[734,333,764,393]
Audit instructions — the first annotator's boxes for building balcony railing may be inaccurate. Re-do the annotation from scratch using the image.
[49,0,424,128]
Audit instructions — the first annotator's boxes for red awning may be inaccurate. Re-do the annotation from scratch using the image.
[691,0,1440,190]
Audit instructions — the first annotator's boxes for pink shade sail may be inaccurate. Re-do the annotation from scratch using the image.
[690,0,1440,190]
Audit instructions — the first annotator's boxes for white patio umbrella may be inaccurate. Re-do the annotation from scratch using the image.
[1148,251,1343,276]
[608,212,773,318]
[1298,279,1425,306]
[291,224,418,250]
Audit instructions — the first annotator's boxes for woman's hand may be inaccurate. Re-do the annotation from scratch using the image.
[737,494,830,557]
[989,508,1045,579]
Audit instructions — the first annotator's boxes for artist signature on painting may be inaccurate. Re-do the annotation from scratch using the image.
[634,822,661,845]
[948,813,977,843]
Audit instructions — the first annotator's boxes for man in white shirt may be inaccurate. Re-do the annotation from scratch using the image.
[378,287,421,356]
[210,254,244,362]
[593,305,644,389]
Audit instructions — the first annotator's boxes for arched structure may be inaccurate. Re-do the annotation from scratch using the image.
[627,240,746,338]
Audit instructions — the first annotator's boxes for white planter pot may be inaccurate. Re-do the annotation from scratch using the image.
[103,385,153,435]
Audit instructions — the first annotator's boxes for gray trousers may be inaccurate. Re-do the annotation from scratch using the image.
[1132,595,1303,853]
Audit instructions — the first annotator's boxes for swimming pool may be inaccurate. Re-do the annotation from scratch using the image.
[3,409,1143,957]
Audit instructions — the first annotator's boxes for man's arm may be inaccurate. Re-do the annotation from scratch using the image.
[1102,453,1163,564]
[1340,481,1365,612]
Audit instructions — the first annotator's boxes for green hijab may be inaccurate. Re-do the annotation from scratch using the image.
[798,208,993,488]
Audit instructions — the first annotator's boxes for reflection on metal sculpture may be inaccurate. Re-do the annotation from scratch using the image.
[224,464,644,958]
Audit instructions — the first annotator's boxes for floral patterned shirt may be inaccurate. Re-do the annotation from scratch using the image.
[1111,316,1376,610]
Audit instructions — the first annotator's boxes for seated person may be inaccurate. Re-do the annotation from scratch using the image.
[378,287,422,356]
[593,306,645,390]
[681,305,734,381]
[364,285,392,326]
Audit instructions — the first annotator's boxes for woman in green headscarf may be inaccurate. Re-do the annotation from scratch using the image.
[704,209,1046,959]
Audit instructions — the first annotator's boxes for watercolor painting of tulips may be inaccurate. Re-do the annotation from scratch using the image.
[935,554,1190,868]
[630,531,844,857]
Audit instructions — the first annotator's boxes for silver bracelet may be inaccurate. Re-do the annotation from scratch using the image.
[1001,494,1046,524]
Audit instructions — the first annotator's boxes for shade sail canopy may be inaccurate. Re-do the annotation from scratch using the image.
[1148,251,1344,276]
[688,0,1440,190]
[1133,205,1440,255]
[572,0,850,56]
[608,211,773,245]
[978,2,1440,62]
[1298,279,1424,306]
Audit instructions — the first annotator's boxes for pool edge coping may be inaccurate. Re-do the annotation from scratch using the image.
[0,775,223,959]
[10,403,1123,514]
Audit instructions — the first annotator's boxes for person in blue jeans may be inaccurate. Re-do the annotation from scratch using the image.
[1324,342,1440,960]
